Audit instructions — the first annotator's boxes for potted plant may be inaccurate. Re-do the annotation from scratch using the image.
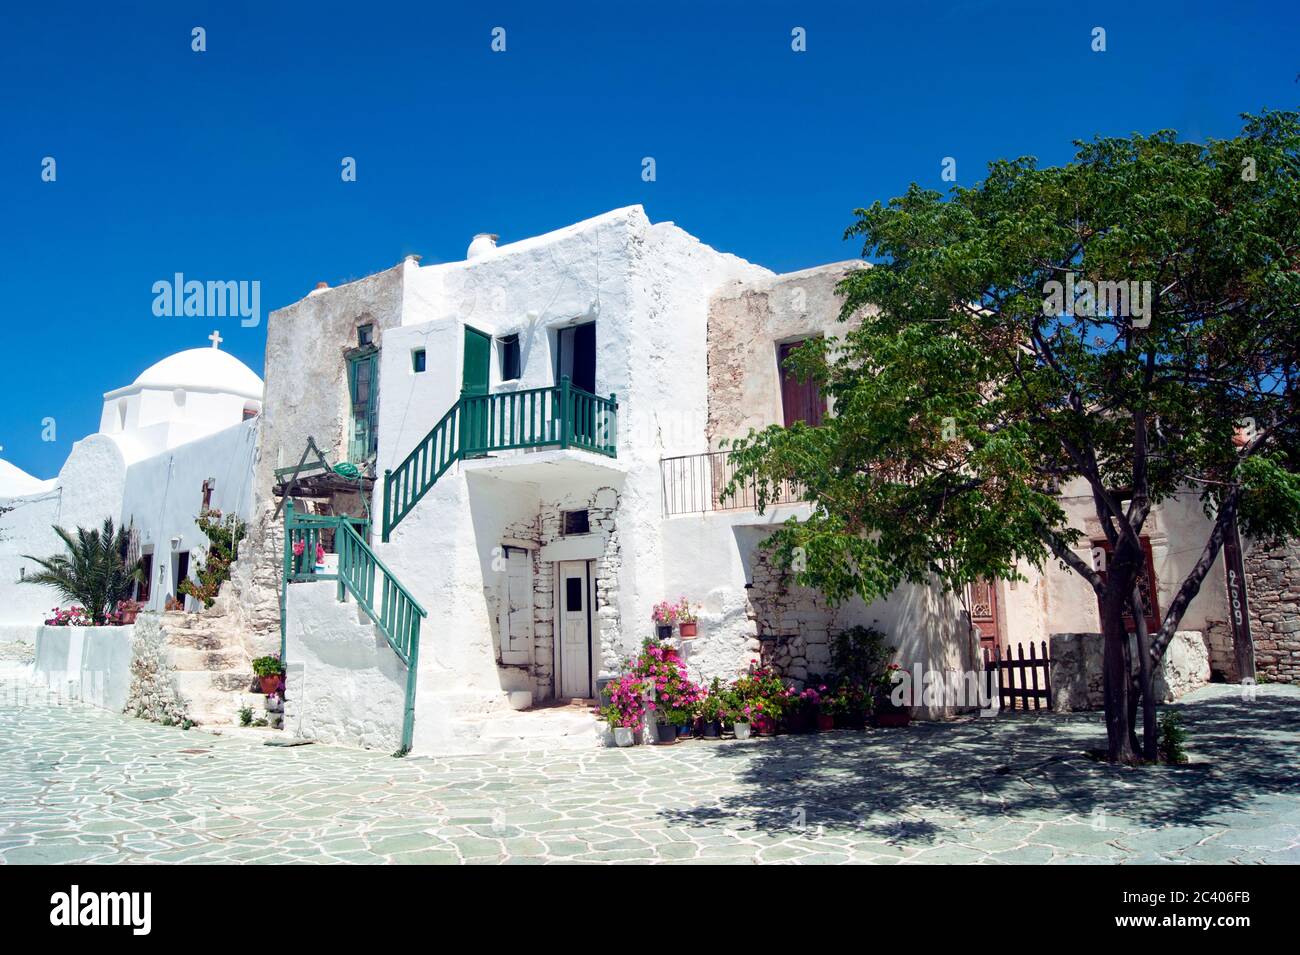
[789,686,824,733]
[613,638,701,743]
[873,663,912,727]
[827,682,868,729]
[650,600,678,639]
[114,599,144,625]
[598,674,648,747]
[252,653,285,695]
[698,678,726,738]
[731,698,753,740]
[809,684,835,731]
[651,710,678,744]
[677,598,699,637]
[671,706,694,740]
[292,538,307,573]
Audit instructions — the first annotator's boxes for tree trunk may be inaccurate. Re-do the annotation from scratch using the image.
[1100,588,1138,764]
[1131,584,1158,761]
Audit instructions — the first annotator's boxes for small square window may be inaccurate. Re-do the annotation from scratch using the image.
[500,334,521,381]
[562,509,590,536]
[412,348,427,373]
[358,324,374,346]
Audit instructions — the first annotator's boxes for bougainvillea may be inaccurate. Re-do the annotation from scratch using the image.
[599,674,650,729]
[626,639,701,725]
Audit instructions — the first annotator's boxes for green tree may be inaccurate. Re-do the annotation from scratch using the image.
[727,110,1300,764]
[21,518,144,624]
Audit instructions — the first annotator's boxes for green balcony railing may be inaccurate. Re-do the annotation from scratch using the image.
[282,504,426,752]
[382,377,618,541]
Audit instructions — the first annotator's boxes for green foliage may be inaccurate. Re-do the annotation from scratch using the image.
[21,518,143,625]
[1158,710,1189,764]
[831,625,894,686]
[178,509,246,609]
[250,657,284,680]
[238,706,253,727]
[698,678,728,722]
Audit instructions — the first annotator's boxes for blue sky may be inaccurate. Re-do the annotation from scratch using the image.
[1,0,1297,478]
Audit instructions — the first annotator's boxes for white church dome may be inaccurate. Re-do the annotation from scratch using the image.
[131,347,264,400]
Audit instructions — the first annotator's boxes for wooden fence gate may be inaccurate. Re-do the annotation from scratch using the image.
[982,641,1052,711]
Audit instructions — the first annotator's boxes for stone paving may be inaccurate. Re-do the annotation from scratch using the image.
[1,668,1297,864]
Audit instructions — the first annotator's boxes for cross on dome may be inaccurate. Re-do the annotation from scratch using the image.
[209,330,224,349]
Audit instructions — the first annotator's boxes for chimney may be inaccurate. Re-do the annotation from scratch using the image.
[467,233,499,260]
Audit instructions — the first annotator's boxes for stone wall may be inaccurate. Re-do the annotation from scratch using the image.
[1049,630,1211,712]
[747,545,839,683]
[1244,538,1300,683]
[706,262,867,449]
[231,262,408,655]
[497,486,623,701]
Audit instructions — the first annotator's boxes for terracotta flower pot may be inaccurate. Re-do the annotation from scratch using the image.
[874,709,912,728]
[817,714,835,731]
[259,675,282,695]
[678,621,697,637]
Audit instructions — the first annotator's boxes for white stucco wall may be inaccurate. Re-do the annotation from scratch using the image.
[283,580,407,751]
[120,417,260,612]
[32,624,134,711]
[0,435,127,640]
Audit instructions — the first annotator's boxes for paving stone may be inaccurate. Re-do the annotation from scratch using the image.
[2,675,1298,865]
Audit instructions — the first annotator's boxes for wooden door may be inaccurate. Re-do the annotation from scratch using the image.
[968,578,1001,650]
[461,326,492,452]
[462,326,492,396]
[557,560,592,699]
[499,547,533,666]
[1091,536,1160,633]
[778,340,825,427]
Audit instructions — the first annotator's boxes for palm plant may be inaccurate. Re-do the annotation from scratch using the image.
[21,518,143,624]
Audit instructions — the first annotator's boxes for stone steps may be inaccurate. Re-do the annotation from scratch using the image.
[166,645,245,670]
[159,604,277,729]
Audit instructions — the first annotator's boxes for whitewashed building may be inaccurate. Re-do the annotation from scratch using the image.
[247,207,976,754]
[0,340,263,643]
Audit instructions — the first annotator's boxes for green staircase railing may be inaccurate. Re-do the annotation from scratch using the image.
[283,504,427,752]
[382,377,618,541]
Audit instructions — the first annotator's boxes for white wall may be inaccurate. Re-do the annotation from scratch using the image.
[0,434,127,640]
[120,417,260,612]
[31,624,134,711]
[283,580,407,751]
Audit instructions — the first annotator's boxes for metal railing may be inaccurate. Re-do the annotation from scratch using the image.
[659,450,807,517]
[383,377,618,540]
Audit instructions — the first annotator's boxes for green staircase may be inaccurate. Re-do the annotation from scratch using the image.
[381,377,618,541]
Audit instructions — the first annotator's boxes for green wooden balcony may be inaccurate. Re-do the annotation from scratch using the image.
[382,377,618,541]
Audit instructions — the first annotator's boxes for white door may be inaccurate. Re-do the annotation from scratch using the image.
[557,560,592,699]
[499,547,533,665]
